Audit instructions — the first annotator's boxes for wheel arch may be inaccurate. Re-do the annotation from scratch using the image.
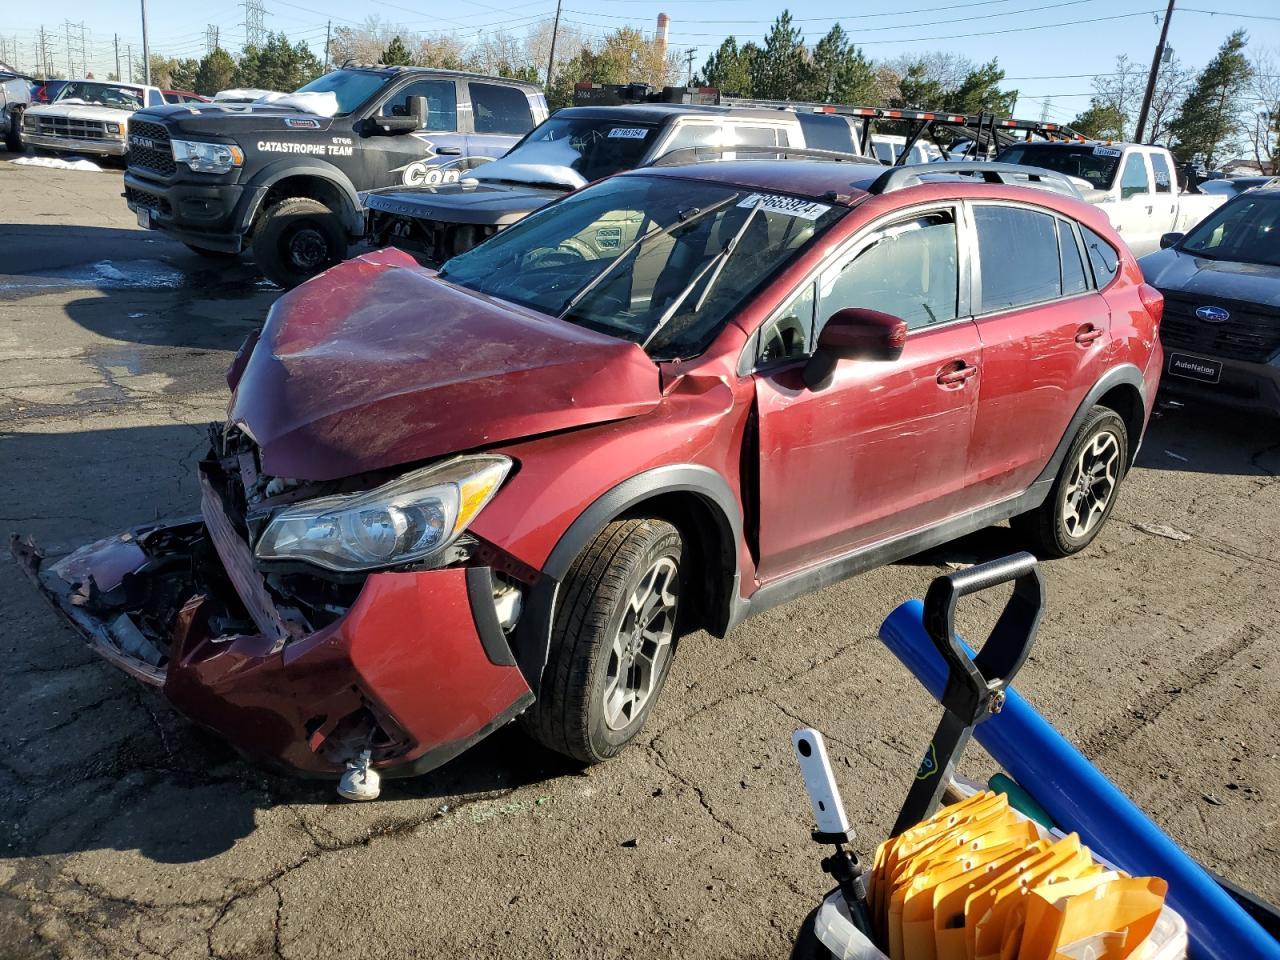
[1035,364,1147,485]
[514,465,744,696]
[247,164,363,236]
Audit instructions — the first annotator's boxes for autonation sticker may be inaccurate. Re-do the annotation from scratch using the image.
[738,193,831,220]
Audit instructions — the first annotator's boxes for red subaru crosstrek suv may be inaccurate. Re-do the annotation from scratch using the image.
[16,158,1164,786]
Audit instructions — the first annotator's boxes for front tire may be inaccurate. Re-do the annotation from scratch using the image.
[1013,405,1129,557]
[524,518,684,764]
[251,196,346,289]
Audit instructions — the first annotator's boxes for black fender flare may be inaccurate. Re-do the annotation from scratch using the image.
[240,158,364,236]
[513,464,744,695]
[1035,362,1147,487]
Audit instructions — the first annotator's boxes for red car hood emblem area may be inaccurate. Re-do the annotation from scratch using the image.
[229,250,662,481]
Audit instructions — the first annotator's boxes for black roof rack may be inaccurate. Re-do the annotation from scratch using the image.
[868,161,1082,198]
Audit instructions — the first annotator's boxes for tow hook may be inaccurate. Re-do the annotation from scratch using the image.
[337,750,381,801]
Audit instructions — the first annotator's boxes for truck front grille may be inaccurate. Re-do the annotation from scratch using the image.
[126,185,171,215]
[1160,294,1280,363]
[28,114,109,140]
[126,119,176,176]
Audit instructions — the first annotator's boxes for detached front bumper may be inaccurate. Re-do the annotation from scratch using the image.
[13,518,533,779]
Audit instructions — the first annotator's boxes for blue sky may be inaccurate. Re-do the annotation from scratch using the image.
[4,0,1277,124]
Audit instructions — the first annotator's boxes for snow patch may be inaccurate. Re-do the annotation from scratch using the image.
[10,155,103,172]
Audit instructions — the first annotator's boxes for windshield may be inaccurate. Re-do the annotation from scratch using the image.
[439,173,843,358]
[1179,194,1280,266]
[472,116,661,190]
[54,81,142,111]
[997,144,1121,190]
[294,69,389,116]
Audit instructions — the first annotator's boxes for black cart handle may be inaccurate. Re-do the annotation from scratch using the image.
[922,552,1045,722]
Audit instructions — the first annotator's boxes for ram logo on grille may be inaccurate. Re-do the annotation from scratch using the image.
[1195,305,1230,324]
[130,135,156,149]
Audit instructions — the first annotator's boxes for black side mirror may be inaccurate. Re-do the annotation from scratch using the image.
[370,95,427,136]
[803,307,908,391]
[1159,232,1184,250]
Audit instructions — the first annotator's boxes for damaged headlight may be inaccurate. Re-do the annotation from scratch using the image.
[255,456,512,573]
[171,138,244,174]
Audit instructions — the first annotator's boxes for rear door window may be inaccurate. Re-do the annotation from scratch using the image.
[732,125,782,147]
[1119,153,1151,199]
[1149,151,1173,194]
[469,82,534,135]
[1058,219,1089,296]
[973,205,1062,312]
[382,79,458,131]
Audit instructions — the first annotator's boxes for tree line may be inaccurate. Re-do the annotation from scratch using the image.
[114,33,324,96]
[1070,30,1277,170]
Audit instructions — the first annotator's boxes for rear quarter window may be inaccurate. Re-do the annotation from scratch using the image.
[1080,225,1120,288]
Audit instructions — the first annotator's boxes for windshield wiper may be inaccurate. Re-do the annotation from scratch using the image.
[558,193,742,320]
[641,197,763,350]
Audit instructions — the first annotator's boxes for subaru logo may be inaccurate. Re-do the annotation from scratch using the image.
[1195,305,1230,324]
[129,135,154,149]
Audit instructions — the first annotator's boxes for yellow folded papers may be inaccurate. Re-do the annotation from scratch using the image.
[873,796,1167,960]
[1017,875,1168,960]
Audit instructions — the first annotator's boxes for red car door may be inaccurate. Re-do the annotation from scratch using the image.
[964,203,1112,503]
[752,206,983,582]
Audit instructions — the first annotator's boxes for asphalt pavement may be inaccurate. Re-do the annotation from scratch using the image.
[1,154,1277,960]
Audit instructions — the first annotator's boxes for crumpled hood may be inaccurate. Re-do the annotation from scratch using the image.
[1140,248,1280,308]
[364,181,565,226]
[135,102,337,136]
[229,249,661,481]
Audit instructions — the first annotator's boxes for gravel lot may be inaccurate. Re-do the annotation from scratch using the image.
[1,155,1278,960]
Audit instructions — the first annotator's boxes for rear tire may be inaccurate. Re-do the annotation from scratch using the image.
[251,196,346,289]
[523,519,684,764]
[1012,405,1128,558]
[183,242,239,260]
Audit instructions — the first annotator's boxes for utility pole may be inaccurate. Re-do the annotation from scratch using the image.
[1134,0,1175,143]
[65,22,72,77]
[38,27,49,79]
[684,48,696,87]
[114,34,121,80]
[545,0,563,95]
[323,19,331,71]
[127,44,133,82]
[140,0,151,85]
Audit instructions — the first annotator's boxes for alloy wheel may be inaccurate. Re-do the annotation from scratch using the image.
[1062,430,1121,539]
[602,556,679,731]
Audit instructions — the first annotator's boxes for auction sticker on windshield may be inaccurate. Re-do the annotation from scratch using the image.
[738,193,831,221]
[1093,145,1123,158]
[608,127,649,139]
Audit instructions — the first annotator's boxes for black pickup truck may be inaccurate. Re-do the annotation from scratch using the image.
[364,100,863,264]
[123,65,547,287]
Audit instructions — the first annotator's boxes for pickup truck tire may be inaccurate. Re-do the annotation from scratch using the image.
[183,242,239,260]
[523,518,684,764]
[4,110,22,153]
[251,196,345,289]
[1013,405,1129,558]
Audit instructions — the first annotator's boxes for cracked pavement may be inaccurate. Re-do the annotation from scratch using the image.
[2,158,1279,959]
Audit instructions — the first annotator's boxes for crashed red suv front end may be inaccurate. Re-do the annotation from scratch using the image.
[13,441,534,778]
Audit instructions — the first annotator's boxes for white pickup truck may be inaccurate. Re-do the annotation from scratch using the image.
[995,141,1226,257]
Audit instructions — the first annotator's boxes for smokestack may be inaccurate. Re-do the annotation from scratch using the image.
[656,13,670,61]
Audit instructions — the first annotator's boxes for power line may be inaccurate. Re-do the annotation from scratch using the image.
[564,0,1100,27]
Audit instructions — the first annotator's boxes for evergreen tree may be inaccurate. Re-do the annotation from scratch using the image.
[234,33,324,92]
[946,59,1016,114]
[700,37,756,97]
[1070,99,1128,140]
[751,12,808,101]
[194,48,237,96]
[1170,29,1252,167]
[170,58,200,92]
[380,35,414,66]
[806,24,874,103]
